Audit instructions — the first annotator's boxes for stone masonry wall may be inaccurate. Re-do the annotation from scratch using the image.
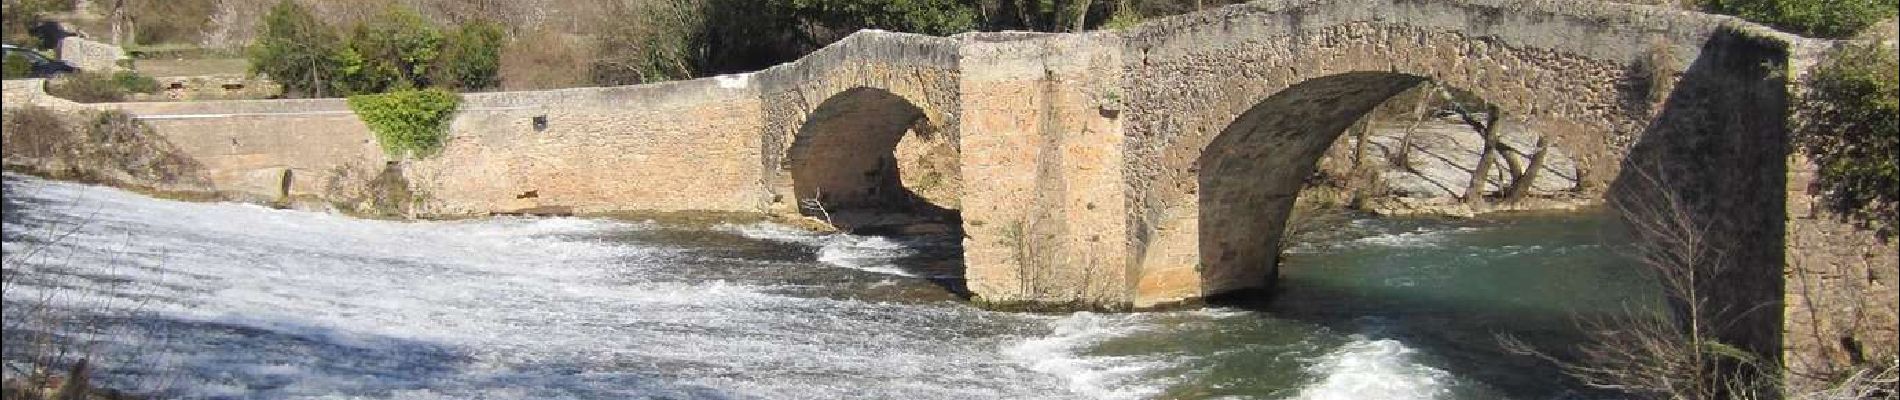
[957,32,1133,308]
[412,80,765,216]
[1116,0,1744,306]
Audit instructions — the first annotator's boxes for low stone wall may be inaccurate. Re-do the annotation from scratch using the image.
[3,76,767,218]
[413,79,766,216]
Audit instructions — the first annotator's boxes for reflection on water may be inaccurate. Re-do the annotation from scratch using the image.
[2,174,1653,399]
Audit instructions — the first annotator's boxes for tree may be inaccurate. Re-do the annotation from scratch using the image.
[1461,104,1502,205]
[591,0,703,85]
[248,0,344,98]
[434,19,506,91]
[337,5,444,95]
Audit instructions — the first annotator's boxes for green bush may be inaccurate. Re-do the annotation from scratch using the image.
[433,19,506,90]
[110,70,159,93]
[348,88,460,157]
[248,1,503,96]
[248,0,345,98]
[337,6,444,94]
[2,52,30,79]
[1799,41,1898,235]
[1703,0,1896,38]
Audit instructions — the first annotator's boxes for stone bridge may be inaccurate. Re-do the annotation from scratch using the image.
[5,0,1892,378]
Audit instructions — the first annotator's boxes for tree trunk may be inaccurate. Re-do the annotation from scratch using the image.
[1462,106,1501,205]
[1505,134,1550,203]
[1393,82,1433,170]
[1349,117,1372,208]
[1497,142,1527,182]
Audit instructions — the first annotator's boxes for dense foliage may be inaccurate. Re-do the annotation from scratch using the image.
[337,6,443,94]
[434,20,506,90]
[2,52,31,79]
[1702,0,1896,38]
[248,0,503,97]
[347,88,461,157]
[1799,40,1898,235]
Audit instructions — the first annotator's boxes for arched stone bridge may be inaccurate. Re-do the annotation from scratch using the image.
[9,0,1888,378]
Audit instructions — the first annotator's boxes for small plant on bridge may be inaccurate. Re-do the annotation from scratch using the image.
[348,88,461,157]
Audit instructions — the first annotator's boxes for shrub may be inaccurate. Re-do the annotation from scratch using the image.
[1,105,71,159]
[432,19,505,91]
[1798,40,1898,236]
[49,72,119,102]
[109,70,159,93]
[337,6,443,94]
[248,0,345,98]
[347,88,460,157]
[2,52,30,79]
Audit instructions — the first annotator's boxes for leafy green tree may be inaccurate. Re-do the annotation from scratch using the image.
[338,5,443,94]
[433,19,505,90]
[247,0,345,98]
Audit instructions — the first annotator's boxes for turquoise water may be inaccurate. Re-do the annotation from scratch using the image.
[2,175,1654,399]
[1109,213,1659,399]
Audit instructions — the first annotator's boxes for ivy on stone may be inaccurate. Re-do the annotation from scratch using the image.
[348,88,461,158]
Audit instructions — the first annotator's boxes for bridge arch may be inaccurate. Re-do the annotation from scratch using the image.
[1121,14,1666,307]
[1195,72,1430,295]
[783,86,961,232]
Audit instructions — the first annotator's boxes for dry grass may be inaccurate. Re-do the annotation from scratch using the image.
[498,28,591,91]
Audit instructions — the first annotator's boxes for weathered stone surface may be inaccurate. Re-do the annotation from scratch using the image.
[56,36,127,72]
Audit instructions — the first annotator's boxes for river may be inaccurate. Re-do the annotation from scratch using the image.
[1,174,1654,399]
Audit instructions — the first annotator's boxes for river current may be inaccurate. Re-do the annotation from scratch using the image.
[1,174,1653,399]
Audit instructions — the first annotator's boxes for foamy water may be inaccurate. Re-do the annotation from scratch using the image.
[2,175,1599,399]
[1292,336,1454,400]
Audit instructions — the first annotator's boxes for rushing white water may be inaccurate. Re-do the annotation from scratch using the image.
[1291,336,1454,400]
[2,175,1510,399]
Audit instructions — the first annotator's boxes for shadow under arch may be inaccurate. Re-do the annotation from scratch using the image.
[783,86,969,296]
[785,86,961,232]
[1196,71,1429,299]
